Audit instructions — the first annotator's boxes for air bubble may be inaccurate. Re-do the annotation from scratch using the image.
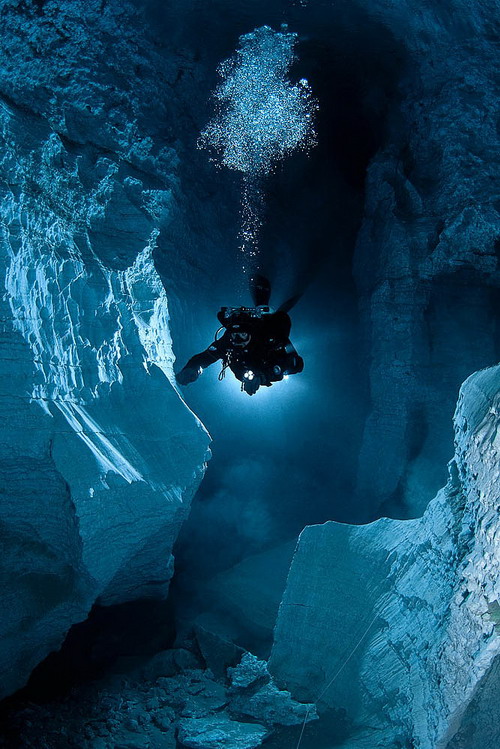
[198,26,318,270]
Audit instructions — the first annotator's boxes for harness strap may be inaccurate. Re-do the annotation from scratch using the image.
[218,350,232,381]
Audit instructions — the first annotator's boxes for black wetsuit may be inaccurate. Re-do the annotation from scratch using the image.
[176,306,303,394]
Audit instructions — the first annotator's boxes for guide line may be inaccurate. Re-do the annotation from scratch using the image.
[295,612,379,749]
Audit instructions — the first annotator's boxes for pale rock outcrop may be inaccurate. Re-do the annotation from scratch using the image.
[270,364,500,748]
[177,715,268,749]
[228,653,317,727]
[0,2,209,700]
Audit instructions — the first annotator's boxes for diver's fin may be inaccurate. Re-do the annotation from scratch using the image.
[250,274,272,306]
[278,294,301,313]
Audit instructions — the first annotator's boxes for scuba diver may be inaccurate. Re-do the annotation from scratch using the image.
[175,276,304,395]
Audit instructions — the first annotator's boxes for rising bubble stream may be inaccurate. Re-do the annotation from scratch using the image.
[198,25,317,272]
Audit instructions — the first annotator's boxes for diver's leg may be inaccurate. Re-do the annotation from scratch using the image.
[284,353,304,375]
[280,342,304,375]
[250,274,271,306]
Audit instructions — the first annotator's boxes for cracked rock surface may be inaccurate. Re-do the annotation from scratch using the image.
[0,0,210,700]
[271,364,500,748]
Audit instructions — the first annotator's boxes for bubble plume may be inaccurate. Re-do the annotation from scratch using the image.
[199,25,317,270]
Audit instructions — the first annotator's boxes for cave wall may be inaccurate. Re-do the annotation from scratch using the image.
[270,364,500,748]
[352,0,500,517]
[0,0,209,699]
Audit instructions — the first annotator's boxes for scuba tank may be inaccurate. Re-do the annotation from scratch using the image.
[218,305,271,323]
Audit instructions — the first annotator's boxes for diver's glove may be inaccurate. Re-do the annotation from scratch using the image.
[176,366,201,385]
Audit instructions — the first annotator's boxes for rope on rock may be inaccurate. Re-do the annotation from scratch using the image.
[295,613,379,749]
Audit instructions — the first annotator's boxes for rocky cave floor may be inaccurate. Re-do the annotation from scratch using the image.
[0,636,347,749]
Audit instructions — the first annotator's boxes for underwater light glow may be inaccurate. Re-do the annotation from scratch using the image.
[244,370,255,380]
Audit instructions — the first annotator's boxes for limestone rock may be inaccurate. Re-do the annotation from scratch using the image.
[352,3,500,517]
[230,681,317,727]
[177,714,268,749]
[194,625,245,681]
[228,653,317,727]
[228,653,270,690]
[0,3,210,700]
[196,541,297,652]
[270,364,500,748]
[141,649,200,681]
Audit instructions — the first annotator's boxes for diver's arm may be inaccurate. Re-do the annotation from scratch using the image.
[175,343,222,385]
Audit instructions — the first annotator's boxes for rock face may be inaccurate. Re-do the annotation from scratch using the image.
[352,0,500,518]
[270,364,500,748]
[228,653,317,727]
[0,1,209,700]
[178,715,268,749]
[187,541,297,656]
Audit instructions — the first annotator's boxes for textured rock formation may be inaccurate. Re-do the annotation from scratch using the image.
[178,715,268,749]
[228,653,317,727]
[352,0,500,517]
[0,1,209,699]
[270,364,500,748]
[189,541,296,655]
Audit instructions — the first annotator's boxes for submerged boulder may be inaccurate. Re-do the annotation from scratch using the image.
[230,680,316,727]
[228,653,270,690]
[177,714,268,749]
[194,625,246,681]
[141,649,201,681]
[228,653,318,727]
